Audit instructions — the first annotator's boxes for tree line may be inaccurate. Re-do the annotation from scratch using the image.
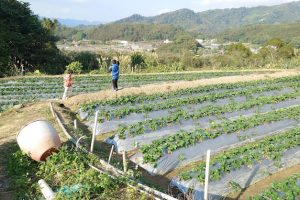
[55,23,187,42]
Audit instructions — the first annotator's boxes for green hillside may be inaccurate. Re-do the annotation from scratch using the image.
[55,23,187,42]
[114,1,300,35]
[217,21,300,47]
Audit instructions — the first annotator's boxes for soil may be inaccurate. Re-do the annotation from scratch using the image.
[227,164,300,200]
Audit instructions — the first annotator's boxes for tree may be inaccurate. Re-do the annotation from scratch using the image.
[65,61,83,74]
[66,51,99,72]
[0,0,65,76]
[266,38,285,48]
[130,53,145,73]
[226,43,252,58]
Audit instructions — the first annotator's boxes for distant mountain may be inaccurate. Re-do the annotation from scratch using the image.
[114,1,300,35]
[56,18,102,27]
[217,21,300,47]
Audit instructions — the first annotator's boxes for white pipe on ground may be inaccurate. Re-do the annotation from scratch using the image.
[76,136,87,151]
[38,179,55,200]
[74,119,77,130]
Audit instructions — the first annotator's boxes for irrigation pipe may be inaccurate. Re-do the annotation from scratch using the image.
[76,135,87,151]
[50,102,177,200]
[49,103,76,144]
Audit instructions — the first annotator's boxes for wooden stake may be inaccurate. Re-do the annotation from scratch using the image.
[90,111,99,153]
[204,149,211,200]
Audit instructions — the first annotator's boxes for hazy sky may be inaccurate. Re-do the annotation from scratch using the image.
[23,0,297,22]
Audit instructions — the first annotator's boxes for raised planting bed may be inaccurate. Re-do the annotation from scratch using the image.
[0,71,262,112]
[170,127,300,199]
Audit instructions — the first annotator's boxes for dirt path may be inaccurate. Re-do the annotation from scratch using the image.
[65,69,300,109]
[228,164,300,199]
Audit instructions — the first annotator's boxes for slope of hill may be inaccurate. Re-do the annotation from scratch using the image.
[55,23,188,42]
[217,21,300,47]
[114,1,300,35]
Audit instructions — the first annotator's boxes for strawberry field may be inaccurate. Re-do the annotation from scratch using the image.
[0,71,261,112]
[79,75,300,199]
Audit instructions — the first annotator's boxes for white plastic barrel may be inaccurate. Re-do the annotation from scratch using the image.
[17,120,61,162]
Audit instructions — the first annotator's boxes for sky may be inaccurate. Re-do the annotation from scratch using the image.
[23,0,297,22]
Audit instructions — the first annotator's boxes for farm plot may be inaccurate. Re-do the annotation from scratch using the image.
[0,71,262,112]
[80,75,300,199]
[248,173,300,200]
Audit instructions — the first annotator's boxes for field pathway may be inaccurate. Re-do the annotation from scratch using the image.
[65,69,300,109]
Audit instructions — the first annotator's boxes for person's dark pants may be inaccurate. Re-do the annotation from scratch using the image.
[112,79,118,90]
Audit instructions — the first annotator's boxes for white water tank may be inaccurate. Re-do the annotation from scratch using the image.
[17,120,61,162]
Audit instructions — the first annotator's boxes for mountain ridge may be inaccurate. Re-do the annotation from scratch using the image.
[113,1,300,35]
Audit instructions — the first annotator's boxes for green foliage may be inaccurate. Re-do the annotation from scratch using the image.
[113,2,300,35]
[55,23,187,42]
[179,127,300,183]
[157,34,199,54]
[66,51,99,72]
[66,61,83,74]
[7,144,128,199]
[227,43,252,58]
[72,31,87,41]
[0,0,67,76]
[218,21,300,48]
[248,174,300,200]
[266,38,285,48]
[38,146,122,199]
[7,147,39,198]
[130,52,145,72]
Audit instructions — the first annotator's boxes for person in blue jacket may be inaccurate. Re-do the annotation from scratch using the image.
[109,59,119,91]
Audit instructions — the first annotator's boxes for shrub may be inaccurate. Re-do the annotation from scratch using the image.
[66,61,83,74]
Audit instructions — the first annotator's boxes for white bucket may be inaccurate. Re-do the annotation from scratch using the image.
[17,120,61,162]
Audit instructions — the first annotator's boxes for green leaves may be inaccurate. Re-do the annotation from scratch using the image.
[248,174,300,200]
[179,127,300,183]
[7,145,123,199]
[142,104,300,165]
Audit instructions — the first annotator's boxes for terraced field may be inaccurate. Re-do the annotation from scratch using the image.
[0,71,262,112]
[79,75,300,199]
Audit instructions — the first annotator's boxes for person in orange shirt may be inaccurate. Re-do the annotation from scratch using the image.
[62,70,73,100]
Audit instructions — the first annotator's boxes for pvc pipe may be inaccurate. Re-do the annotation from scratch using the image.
[38,179,55,200]
[74,119,77,130]
[107,145,114,170]
[90,111,99,153]
[122,151,127,173]
[76,136,87,151]
[49,103,76,144]
[204,149,211,200]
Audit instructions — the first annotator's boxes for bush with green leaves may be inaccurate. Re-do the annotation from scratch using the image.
[65,61,83,74]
